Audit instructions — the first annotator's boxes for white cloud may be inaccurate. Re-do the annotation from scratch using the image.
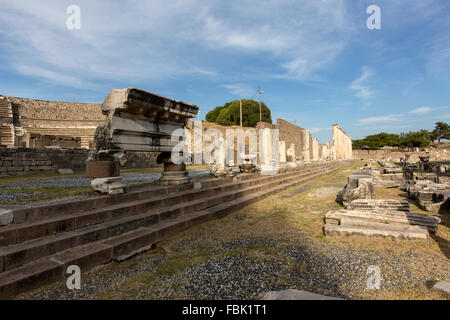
[0,0,354,89]
[222,84,255,98]
[309,127,331,134]
[357,114,401,125]
[410,107,432,115]
[350,66,374,100]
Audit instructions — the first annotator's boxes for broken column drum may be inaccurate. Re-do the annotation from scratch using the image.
[91,88,199,191]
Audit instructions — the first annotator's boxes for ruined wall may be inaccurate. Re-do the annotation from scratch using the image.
[0,97,14,147]
[0,95,105,149]
[333,124,352,160]
[0,147,159,176]
[353,148,450,162]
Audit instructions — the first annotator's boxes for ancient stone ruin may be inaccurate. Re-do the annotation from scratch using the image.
[326,162,441,240]
[86,88,199,193]
[402,156,450,212]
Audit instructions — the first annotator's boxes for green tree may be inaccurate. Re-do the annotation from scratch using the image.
[431,122,450,143]
[206,99,272,127]
[352,132,401,149]
[399,130,431,148]
[205,106,224,123]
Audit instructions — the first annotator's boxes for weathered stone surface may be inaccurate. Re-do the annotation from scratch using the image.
[324,223,428,240]
[96,88,198,153]
[325,209,440,233]
[91,176,125,195]
[336,175,373,206]
[431,281,450,296]
[347,199,410,212]
[0,209,13,226]
[262,289,343,300]
[333,124,352,160]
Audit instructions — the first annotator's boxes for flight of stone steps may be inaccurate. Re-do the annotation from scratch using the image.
[0,161,352,298]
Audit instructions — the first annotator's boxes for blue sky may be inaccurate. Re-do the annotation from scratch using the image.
[0,0,449,143]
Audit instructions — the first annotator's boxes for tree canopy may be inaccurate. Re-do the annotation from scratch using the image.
[205,99,272,127]
[430,122,450,143]
[352,124,448,149]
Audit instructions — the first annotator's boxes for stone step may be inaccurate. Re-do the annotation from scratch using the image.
[0,166,336,271]
[325,209,441,233]
[346,199,410,212]
[7,165,319,225]
[323,223,428,240]
[0,167,321,247]
[0,161,350,298]
[339,217,428,233]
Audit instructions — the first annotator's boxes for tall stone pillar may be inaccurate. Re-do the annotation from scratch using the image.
[302,130,311,161]
[287,143,297,167]
[259,128,279,175]
[279,140,287,164]
[312,138,319,161]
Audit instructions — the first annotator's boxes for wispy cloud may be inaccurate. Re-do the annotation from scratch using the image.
[410,107,432,115]
[309,127,331,134]
[357,114,401,125]
[222,84,255,98]
[350,66,374,100]
[0,0,356,89]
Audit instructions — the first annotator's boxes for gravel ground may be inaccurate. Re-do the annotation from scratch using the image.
[23,253,168,300]
[18,234,449,300]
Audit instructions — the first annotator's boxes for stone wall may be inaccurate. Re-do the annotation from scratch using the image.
[0,95,105,149]
[353,148,450,162]
[333,124,352,160]
[0,147,159,176]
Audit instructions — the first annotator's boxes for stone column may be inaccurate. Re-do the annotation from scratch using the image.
[259,128,279,174]
[312,138,319,161]
[287,143,297,167]
[302,130,310,161]
[212,135,232,177]
[157,151,190,185]
[279,140,287,164]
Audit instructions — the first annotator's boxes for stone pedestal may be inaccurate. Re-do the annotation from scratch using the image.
[158,152,190,186]
[85,160,120,178]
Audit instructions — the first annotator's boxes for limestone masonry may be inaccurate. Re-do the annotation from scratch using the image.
[0,94,104,149]
[0,93,354,176]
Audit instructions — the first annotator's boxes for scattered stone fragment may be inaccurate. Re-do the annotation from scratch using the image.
[431,281,450,296]
[262,289,343,300]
